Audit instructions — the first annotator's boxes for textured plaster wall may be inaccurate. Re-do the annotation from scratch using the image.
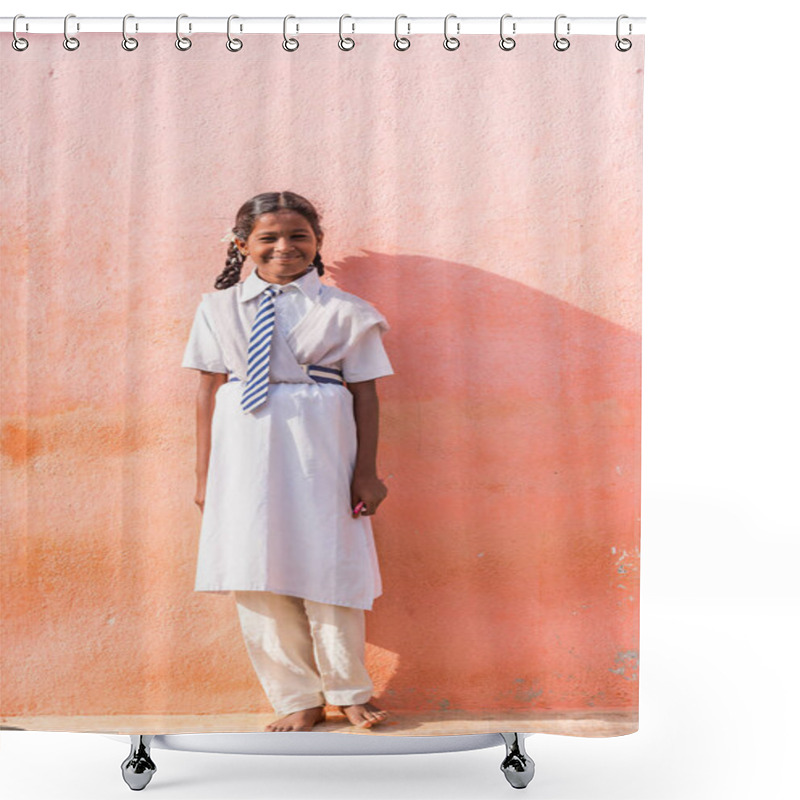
[0,33,642,721]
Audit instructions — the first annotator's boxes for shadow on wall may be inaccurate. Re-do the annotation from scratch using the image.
[330,251,641,714]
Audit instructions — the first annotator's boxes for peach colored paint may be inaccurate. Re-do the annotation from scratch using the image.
[0,33,643,729]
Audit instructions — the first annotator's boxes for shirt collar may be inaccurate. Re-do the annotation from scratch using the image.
[240,265,321,303]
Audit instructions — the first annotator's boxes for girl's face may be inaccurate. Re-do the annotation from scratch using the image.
[236,210,323,285]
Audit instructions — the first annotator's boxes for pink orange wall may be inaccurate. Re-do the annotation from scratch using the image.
[1,34,642,721]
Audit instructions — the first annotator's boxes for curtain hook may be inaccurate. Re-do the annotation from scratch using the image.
[227,15,243,51]
[122,14,139,51]
[339,14,355,50]
[443,14,460,51]
[283,15,299,51]
[615,14,632,51]
[175,14,192,50]
[63,13,80,51]
[12,14,29,51]
[553,14,570,51]
[499,13,516,51]
[394,15,411,51]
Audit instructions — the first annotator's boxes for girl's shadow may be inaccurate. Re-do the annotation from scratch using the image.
[331,251,641,718]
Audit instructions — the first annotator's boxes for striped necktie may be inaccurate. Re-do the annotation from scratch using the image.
[241,284,282,413]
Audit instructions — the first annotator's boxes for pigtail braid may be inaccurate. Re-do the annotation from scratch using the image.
[214,241,245,290]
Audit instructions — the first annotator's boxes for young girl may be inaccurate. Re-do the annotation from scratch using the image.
[181,191,393,732]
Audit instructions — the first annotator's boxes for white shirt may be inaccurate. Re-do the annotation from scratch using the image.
[244,264,319,340]
[181,266,394,383]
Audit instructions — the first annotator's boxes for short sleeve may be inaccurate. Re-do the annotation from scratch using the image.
[342,323,394,383]
[181,297,228,374]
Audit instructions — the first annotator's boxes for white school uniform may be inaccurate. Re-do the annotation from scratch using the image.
[181,265,393,610]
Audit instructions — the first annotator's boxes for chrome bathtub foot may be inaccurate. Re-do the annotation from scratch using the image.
[121,735,157,790]
[500,732,535,789]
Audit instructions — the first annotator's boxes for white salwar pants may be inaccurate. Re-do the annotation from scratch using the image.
[234,590,374,716]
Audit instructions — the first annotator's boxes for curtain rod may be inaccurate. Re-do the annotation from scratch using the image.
[2,16,646,36]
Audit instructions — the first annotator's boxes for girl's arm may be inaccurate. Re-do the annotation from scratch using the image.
[346,379,388,515]
[194,371,228,511]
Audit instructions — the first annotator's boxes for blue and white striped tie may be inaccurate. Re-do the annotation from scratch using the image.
[241,284,282,413]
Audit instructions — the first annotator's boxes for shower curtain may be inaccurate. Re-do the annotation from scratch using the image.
[0,29,644,738]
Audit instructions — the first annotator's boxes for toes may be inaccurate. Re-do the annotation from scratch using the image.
[338,704,388,727]
[267,708,324,732]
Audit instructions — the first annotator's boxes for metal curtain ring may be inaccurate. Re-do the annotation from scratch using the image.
[12,14,29,51]
[175,14,192,50]
[553,14,570,51]
[227,15,243,51]
[499,14,516,51]
[122,14,138,51]
[283,15,299,51]
[615,14,632,51]
[63,13,80,51]
[339,14,355,50]
[394,15,410,51]
[443,14,460,50]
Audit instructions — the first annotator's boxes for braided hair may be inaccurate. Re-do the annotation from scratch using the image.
[214,191,326,290]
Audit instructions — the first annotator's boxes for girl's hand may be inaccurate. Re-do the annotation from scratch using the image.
[351,473,388,517]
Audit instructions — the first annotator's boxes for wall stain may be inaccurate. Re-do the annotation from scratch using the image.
[609,650,639,682]
[1,421,40,467]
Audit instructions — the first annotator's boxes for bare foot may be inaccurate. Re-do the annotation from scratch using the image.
[338,701,389,728]
[266,706,325,732]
